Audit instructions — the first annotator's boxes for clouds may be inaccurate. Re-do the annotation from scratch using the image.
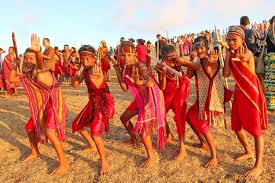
[112,0,275,33]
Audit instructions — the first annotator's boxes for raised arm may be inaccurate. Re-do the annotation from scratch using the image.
[176,56,202,71]
[72,69,85,88]
[31,34,47,70]
[223,50,231,77]
[114,64,128,91]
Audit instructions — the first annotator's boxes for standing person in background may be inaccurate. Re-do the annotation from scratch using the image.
[42,38,55,73]
[1,47,19,96]
[155,34,166,59]
[183,35,191,56]
[54,47,64,82]
[0,48,5,91]
[98,40,111,81]
[136,39,148,65]
[0,48,5,70]
[265,16,275,114]
[62,44,71,85]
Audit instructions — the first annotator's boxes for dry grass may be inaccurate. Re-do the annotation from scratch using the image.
[0,73,274,183]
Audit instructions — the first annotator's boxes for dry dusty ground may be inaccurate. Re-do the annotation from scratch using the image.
[0,73,274,183]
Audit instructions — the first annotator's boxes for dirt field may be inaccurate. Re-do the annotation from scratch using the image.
[0,74,274,183]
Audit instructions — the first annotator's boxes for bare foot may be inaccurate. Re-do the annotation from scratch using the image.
[50,162,69,176]
[205,157,218,168]
[245,166,263,180]
[22,153,40,162]
[234,152,254,162]
[166,133,174,144]
[173,150,187,161]
[139,155,158,169]
[99,160,110,175]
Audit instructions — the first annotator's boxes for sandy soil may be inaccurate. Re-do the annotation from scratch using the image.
[0,72,274,183]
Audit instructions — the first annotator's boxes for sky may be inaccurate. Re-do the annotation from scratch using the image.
[0,0,274,53]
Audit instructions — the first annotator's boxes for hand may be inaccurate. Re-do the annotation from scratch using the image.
[206,49,219,64]
[155,62,166,73]
[126,67,145,86]
[92,65,103,78]
[236,46,249,62]
[31,33,41,52]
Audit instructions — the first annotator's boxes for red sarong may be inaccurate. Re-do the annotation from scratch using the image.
[26,98,56,131]
[230,58,268,137]
[187,101,210,135]
[101,57,110,73]
[21,72,68,143]
[163,75,190,139]
[72,72,115,136]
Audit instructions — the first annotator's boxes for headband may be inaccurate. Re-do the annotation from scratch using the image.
[79,51,95,57]
[227,25,245,39]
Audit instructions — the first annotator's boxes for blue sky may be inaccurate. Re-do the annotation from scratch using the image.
[0,0,274,53]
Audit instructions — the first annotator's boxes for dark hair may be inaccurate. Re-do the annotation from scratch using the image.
[270,16,275,24]
[156,34,161,38]
[24,48,36,55]
[194,36,209,47]
[161,45,175,56]
[128,38,135,43]
[54,46,58,50]
[137,39,145,45]
[43,38,50,42]
[240,16,250,26]
[64,44,69,47]
[9,46,14,50]
[78,45,96,54]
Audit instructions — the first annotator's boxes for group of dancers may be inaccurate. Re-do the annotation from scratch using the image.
[5,24,268,181]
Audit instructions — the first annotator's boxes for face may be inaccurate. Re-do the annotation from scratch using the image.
[80,55,96,69]
[194,45,208,59]
[24,52,37,72]
[119,53,136,66]
[8,47,14,54]
[162,51,177,66]
[42,39,50,48]
[102,42,106,47]
[64,46,69,51]
[226,33,243,51]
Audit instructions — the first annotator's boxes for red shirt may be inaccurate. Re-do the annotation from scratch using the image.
[136,44,147,62]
